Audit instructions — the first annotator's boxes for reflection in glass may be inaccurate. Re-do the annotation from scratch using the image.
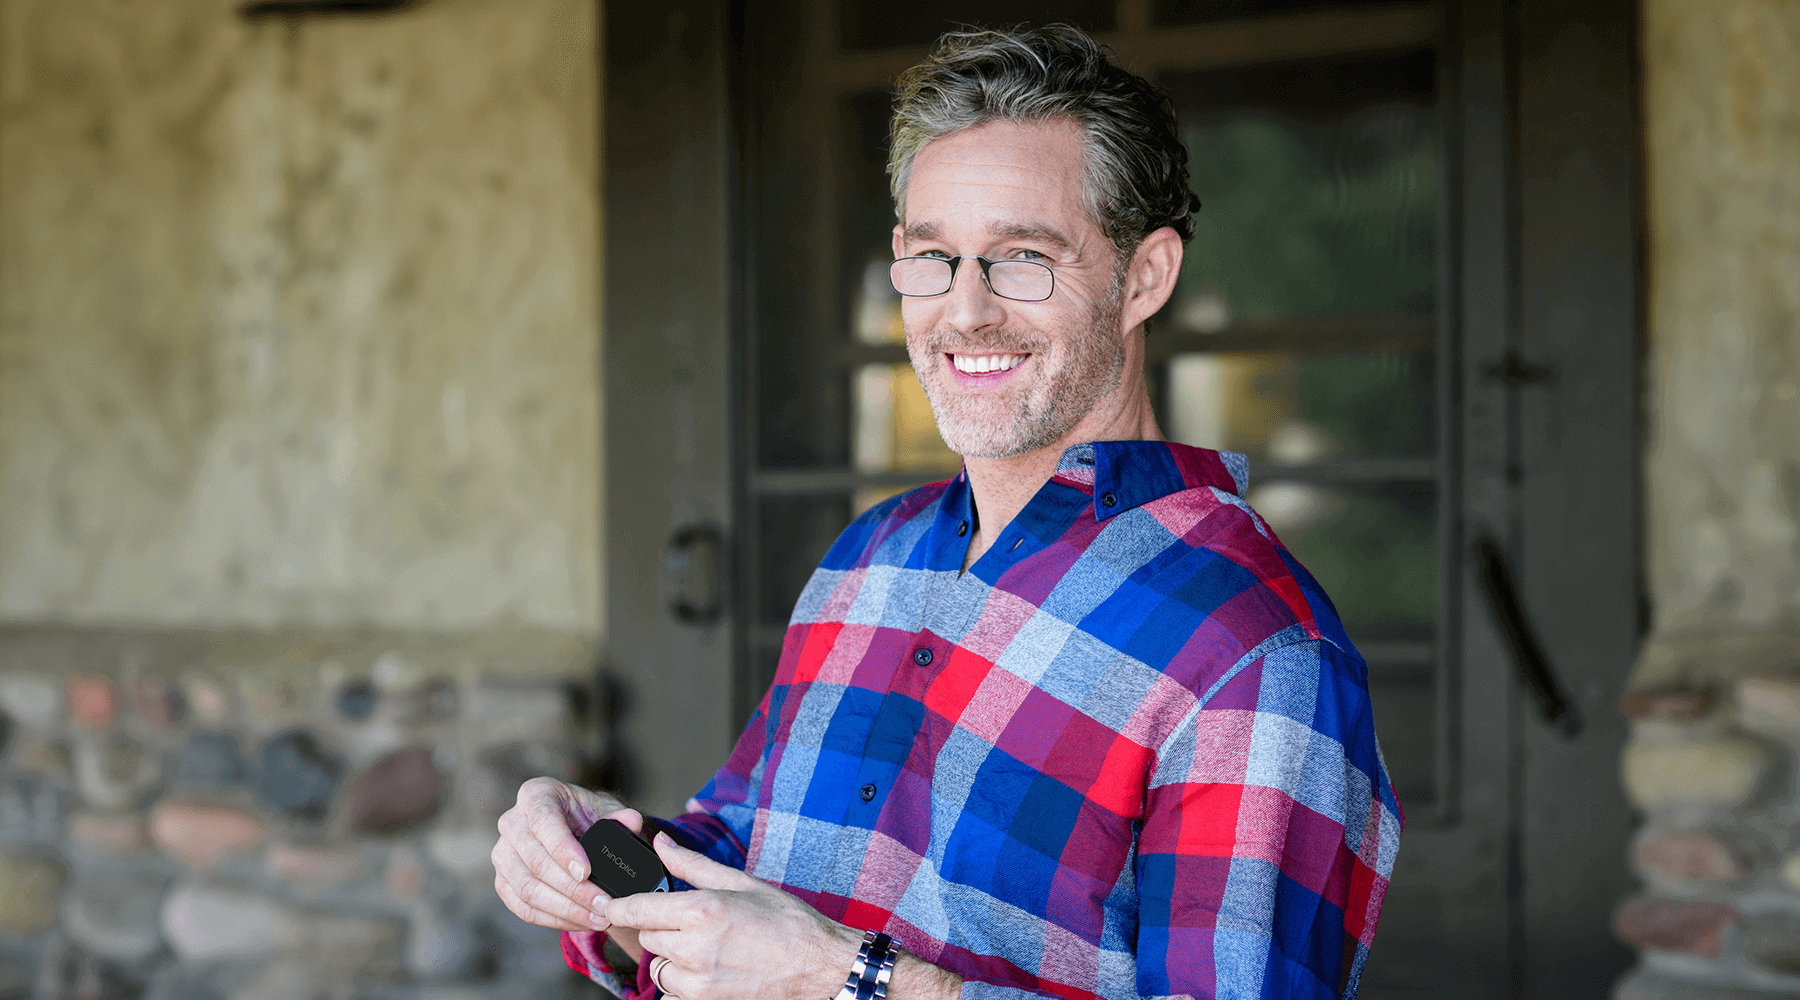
[1368,675,1436,805]
[1163,51,1438,329]
[853,485,914,518]
[855,256,905,345]
[853,365,897,471]
[1260,482,1436,640]
[853,363,961,474]
[1166,351,1432,460]
[1167,353,1293,453]
[1248,481,1342,537]
[1179,107,1437,324]
[757,496,852,626]
[836,0,1115,51]
[1152,0,1427,27]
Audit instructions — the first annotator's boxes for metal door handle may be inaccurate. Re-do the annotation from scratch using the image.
[664,523,725,626]
[1475,535,1580,737]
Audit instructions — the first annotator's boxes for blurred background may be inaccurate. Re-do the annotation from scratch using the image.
[0,1,1795,998]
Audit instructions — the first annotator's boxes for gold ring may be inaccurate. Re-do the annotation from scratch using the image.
[650,955,677,998]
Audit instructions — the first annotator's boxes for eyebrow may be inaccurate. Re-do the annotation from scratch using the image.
[900,221,1077,254]
[901,222,942,246]
[987,223,1076,254]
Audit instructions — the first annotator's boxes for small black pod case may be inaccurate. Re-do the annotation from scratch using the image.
[580,818,672,897]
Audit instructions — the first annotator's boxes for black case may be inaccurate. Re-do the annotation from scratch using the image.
[580,818,671,898]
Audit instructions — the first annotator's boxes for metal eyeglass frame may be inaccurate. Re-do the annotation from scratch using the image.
[889,255,1056,302]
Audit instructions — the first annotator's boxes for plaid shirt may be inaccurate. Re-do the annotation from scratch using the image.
[566,440,1402,999]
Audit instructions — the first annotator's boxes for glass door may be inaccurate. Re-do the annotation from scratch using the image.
[732,3,1504,995]
[737,0,1452,798]
[1152,44,1447,820]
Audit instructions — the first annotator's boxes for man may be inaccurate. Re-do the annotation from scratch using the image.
[494,24,1400,1000]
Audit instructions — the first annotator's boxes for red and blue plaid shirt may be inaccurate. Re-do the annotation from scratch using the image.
[566,440,1401,999]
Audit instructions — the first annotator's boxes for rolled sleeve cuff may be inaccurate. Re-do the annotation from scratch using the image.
[562,930,650,999]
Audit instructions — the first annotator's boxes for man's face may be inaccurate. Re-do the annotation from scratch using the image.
[893,120,1129,460]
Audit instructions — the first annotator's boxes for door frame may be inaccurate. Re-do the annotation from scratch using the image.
[600,0,1645,992]
[602,0,739,819]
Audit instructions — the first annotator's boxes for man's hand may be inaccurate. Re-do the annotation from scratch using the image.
[607,833,863,1000]
[492,776,642,937]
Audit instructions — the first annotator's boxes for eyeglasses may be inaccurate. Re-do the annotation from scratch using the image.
[889,255,1055,302]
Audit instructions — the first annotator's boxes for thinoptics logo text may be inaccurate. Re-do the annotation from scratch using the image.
[600,844,636,879]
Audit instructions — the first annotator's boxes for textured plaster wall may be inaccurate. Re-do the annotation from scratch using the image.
[0,0,602,633]
[1642,0,1800,647]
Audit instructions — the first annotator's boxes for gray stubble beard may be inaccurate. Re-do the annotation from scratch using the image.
[909,267,1129,459]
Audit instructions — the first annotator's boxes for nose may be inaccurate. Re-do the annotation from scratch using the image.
[938,257,1006,334]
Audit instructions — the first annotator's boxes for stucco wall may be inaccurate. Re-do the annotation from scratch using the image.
[1618,3,1800,991]
[0,0,601,633]
[1642,0,1800,643]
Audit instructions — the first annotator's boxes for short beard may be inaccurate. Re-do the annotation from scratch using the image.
[910,264,1129,460]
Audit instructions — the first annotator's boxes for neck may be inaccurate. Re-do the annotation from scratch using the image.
[960,375,1162,570]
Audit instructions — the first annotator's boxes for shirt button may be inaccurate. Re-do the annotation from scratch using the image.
[1101,492,1118,508]
[913,648,933,667]
[860,783,877,802]
[957,520,968,537]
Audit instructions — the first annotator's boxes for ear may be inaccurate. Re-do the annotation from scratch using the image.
[891,223,906,261]
[1119,227,1184,336]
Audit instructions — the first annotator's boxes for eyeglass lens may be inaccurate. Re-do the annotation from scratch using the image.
[889,256,1054,302]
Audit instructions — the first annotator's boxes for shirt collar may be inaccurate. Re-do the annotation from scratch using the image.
[1048,441,1249,521]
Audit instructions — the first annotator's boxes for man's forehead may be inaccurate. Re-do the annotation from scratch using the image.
[907,119,1085,188]
[901,220,1078,253]
[899,120,1094,247]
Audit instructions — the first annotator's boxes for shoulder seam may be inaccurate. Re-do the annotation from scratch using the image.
[1153,633,1365,765]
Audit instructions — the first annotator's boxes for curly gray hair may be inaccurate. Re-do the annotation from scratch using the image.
[888,24,1201,263]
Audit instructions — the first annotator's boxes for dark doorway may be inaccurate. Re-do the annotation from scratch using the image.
[604,1,1642,994]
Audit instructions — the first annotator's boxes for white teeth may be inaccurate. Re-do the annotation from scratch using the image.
[951,353,1027,374]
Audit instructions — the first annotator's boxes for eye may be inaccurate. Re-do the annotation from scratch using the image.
[918,250,954,260]
[1009,249,1050,261]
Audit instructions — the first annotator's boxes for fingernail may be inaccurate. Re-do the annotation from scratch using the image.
[568,860,586,881]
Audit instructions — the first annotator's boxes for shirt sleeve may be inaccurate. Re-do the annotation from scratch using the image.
[562,694,777,994]
[561,927,639,998]
[1136,637,1402,999]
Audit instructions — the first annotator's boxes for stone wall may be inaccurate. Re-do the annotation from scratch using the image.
[0,1,607,997]
[0,625,613,999]
[1615,1,1800,996]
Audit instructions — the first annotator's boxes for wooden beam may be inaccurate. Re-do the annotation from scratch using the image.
[821,4,1444,90]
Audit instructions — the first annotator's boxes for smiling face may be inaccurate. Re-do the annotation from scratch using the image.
[893,119,1134,459]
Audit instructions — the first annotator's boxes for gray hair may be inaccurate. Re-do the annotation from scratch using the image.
[888,24,1201,263]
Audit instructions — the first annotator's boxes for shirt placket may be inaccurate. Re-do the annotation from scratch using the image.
[850,634,941,818]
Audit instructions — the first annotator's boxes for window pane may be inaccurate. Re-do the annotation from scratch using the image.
[1166,350,1434,461]
[757,340,850,468]
[837,0,1115,51]
[845,90,903,345]
[1368,674,1437,806]
[853,363,962,474]
[1152,0,1431,27]
[1252,480,1436,640]
[1162,50,1438,327]
[755,496,852,626]
[853,255,905,345]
